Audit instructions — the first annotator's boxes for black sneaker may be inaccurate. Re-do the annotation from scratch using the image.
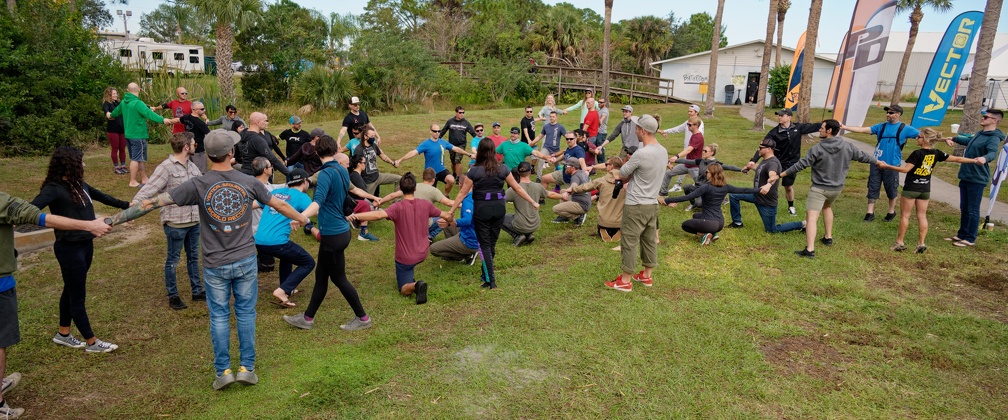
[513,234,527,247]
[191,292,206,302]
[538,197,546,205]
[883,212,897,222]
[863,213,875,222]
[169,296,188,310]
[574,214,587,227]
[795,248,816,258]
[552,216,571,223]
[465,253,478,266]
[414,281,428,305]
[820,237,834,246]
[526,233,535,244]
[727,222,744,229]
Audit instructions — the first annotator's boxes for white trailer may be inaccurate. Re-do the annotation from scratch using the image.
[99,32,205,75]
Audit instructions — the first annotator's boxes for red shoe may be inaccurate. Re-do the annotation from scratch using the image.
[631,270,653,287]
[604,275,632,292]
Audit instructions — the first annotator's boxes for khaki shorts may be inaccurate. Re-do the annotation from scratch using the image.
[546,169,568,188]
[806,187,843,212]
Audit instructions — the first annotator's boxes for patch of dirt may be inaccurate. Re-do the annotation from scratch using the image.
[760,336,847,386]
[963,271,1008,293]
[105,223,152,250]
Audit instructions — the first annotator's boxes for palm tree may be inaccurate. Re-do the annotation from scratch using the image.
[958,0,1003,155]
[602,0,612,100]
[889,0,953,105]
[775,0,790,67]
[7,0,15,14]
[704,0,725,117]
[323,12,358,68]
[621,16,672,76]
[184,0,262,103]
[797,0,822,122]
[753,0,778,130]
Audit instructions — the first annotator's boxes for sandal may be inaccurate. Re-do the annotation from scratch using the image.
[270,299,296,308]
[915,244,927,254]
[890,243,907,252]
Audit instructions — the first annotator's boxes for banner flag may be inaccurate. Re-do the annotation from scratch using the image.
[911,11,984,128]
[826,0,898,128]
[784,31,806,111]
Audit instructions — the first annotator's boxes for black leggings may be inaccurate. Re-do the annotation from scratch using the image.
[305,231,366,319]
[53,239,95,339]
[681,213,723,235]
[474,200,505,285]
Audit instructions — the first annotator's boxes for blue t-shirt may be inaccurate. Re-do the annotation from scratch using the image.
[870,122,920,166]
[468,136,482,166]
[540,123,567,154]
[416,138,454,173]
[346,138,361,156]
[314,161,353,235]
[561,145,586,183]
[254,187,312,246]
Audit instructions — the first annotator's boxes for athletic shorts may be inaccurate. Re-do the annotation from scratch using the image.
[0,287,20,348]
[127,138,149,162]
[435,169,451,186]
[780,161,798,187]
[901,190,930,200]
[806,187,843,212]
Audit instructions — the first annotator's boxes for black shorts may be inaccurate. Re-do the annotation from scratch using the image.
[0,287,20,348]
[435,169,452,186]
[781,161,798,187]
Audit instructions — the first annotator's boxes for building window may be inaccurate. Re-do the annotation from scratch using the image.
[152,52,163,60]
[119,49,132,57]
[189,56,199,64]
[174,53,184,61]
[139,51,146,59]
[189,49,199,54]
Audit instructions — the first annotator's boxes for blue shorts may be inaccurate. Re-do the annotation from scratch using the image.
[394,261,417,290]
[127,138,149,162]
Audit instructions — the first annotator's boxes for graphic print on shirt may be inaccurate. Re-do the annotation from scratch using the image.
[912,153,936,177]
[204,180,252,232]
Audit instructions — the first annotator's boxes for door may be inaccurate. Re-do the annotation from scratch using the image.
[745,72,761,104]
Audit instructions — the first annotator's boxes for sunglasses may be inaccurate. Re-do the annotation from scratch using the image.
[886,111,897,115]
[180,92,188,95]
[430,129,439,133]
[686,123,694,127]
[227,111,236,114]
[526,110,533,113]
[476,129,484,132]
[457,111,465,114]
[195,107,205,110]
[565,137,575,140]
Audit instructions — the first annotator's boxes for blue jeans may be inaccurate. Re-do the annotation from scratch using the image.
[286,162,303,174]
[957,180,985,243]
[428,217,442,240]
[729,193,803,233]
[163,224,202,298]
[256,241,315,295]
[203,254,258,374]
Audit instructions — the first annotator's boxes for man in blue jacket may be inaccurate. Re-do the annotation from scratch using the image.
[944,109,1005,247]
[430,188,479,266]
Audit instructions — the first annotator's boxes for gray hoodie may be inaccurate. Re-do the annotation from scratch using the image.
[784,136,876,190]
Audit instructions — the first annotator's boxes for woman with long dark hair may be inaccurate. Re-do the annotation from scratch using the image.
[662,163,760,245]
[31,146,130,352]
[450,138,539,288]
[283,135,372,331]
[102,87,127,174]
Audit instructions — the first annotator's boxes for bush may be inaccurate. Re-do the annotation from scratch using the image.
[768,64,791,109]
[242,67,289,108]
[291,67,355,111]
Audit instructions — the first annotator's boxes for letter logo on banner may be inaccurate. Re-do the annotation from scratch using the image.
[912,11,984,127]
[826,0,897,129]
[784,31,806,111]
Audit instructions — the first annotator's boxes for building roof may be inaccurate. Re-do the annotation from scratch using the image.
[651,39,836,67]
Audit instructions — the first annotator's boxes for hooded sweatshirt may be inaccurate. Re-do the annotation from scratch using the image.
[109,92,166,139]
[953,128,1005,185]
[784,135,876,190]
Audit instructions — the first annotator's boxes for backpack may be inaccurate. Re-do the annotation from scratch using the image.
[877,123,906,150]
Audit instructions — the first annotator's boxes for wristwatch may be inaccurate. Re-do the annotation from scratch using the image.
[104,217,113,225]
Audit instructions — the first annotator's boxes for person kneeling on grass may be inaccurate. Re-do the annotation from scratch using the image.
[877,127,980,253]
[254,168,318,307]
[347,173,452,305]
[661,163,761,245]
[431,184,480,265]
[570,156,626,247]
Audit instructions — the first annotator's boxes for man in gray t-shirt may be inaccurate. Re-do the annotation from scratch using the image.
[551,158,592,226]
[595,99,611,161]
[608,115,667,293]
[503,162,547,246]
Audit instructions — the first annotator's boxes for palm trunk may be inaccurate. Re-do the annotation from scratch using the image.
[891,6,923,105]
[959,0,1003,155]
[602,0,612,100]
[7,0,14,14]
[215,23,236,104]
[704,0,725,117]
[797,0,822,123]
[775,12,786,67]
[753,0,778,130]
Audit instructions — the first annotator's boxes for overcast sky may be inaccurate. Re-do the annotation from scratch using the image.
[104,0,1006,53]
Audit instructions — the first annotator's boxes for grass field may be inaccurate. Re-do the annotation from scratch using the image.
[3,103,1008,418]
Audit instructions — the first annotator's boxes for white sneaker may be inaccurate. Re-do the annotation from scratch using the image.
[670,184,683,192]
[788,206,797,216]
[84,339,119,353]
[0,401,24,418]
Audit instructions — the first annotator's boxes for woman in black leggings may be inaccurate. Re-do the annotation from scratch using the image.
[31,146,129,353]
[450,138,539,288]
[662,163,758,245]
[283,135,371,331]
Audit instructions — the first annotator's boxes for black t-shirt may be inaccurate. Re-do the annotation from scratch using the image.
[353,140,383,184]
[349,171,367,199]
[467,164,510,201]
[280,129,312,158]
[103,101,124,133]
[903,148,949,193]
[342,110,370,129]
[520,116,535,144]
[180,114,211,153]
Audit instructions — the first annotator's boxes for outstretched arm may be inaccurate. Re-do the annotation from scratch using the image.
[347,209,388,223]
[107,192,175,225]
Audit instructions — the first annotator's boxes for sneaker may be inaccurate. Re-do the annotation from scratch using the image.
[415,281,428,305]
[512,234,527,247]
[684,204,695,212]
[631,270,653,287]
[883,212,897,222]
[701,233,713,245]
[283,313,314,330]
[52,332,85,349]
[671,184,683,192]
[85,339,119,353]
[191,292,206,302]
[788,206,797,216]
[551,216,571,223]
[357,232,379,241]
[236,366,258,386]
[340,316,372,331]
[168,295,188,310]
[712,234,720,243]
[820,237,833,246]
[915,245,927,254]
[795,248,816,258]
[526,233,536,244]
[0,401,24,419]
[465,253,479,266]
[538,197,545,205]
[213,369,235,390]
[2,372,21,394]
[727,222,744,229]
[863,213,875,222]
[953,239,975,247]
[574,214,587,227]
[604,275,632,292]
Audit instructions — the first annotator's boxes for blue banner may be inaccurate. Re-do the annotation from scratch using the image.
[911,11,984,127]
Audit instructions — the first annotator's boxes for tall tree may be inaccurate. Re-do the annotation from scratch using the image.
[889,0,953,105]
[797,0,822,122]
[619,16,672,76]
[184,0,262,103]
[753,0,778,130]
[7,0,14,15]
[666,12,728,58]
[138,3,211,47]
[775,0,790,67]
[527,3,601,67]
[704,0,725,117]
[323,12,359,68]
[602,0,612,100]
[959,0,1003,155]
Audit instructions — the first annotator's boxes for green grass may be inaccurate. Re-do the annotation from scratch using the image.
[4,104,1008,418]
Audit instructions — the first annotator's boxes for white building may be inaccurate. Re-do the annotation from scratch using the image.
[651,40,836,107]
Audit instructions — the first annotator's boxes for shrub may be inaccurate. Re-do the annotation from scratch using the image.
[242,67,289,107]
[291,67,355,111]
[768,64,791,108]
